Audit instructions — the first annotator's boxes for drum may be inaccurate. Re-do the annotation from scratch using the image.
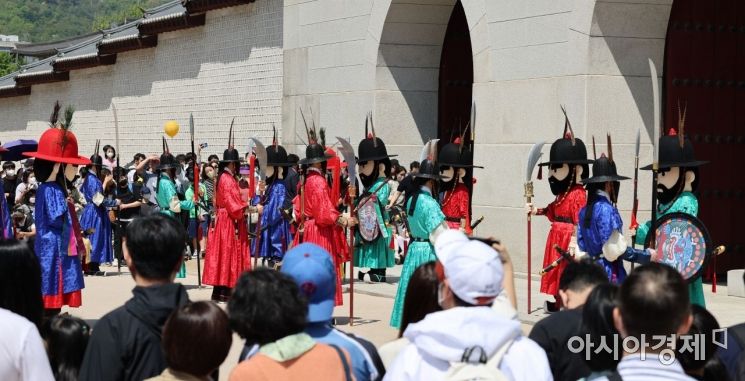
[645,212,711,283]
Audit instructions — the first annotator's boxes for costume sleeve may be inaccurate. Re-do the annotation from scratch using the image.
[585,203,618,258]
[221,178,247,220]
[263,183,285,227]
[44,185,68,230]
[674,193,699,216]
[543,201,555,222]
[81,175,98,203]
[570,188,587,225]
[422,196,446,234]
[79,318,123,381]
[577,208,587,251]
[456,187,469,219]
[622,246,651,264]
[635,220,652,246]
[307,176,340,227]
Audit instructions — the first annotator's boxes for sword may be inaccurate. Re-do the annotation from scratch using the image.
[524,141,545,314]
[248,138,268,268]
[540,244,574,275]
[649,59,662,250]
[469,215,484,231]
[337,136,357,326]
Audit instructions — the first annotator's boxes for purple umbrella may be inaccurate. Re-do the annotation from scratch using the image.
[2,139,38,162]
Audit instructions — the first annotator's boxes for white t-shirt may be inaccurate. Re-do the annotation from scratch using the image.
[0,308,54,381]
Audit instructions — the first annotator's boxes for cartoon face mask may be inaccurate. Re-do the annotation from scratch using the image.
[266,166,275,179]
[440,166,455,183]
[65,164,79,182]
[657,167,681,205]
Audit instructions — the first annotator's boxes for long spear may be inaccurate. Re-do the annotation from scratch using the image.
[190,113,202,287]
[649,59,662,250]
[524,141,545,314]
[629,128,641,270]
[112,102,122,275]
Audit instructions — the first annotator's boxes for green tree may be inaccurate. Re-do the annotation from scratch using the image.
[0,52,25,77]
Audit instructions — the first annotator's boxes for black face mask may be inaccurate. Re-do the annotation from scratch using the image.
[549,175,571,195]
[359,161,378,188]
[610,181,621,203]
[657,173,683,205]
[266,167,282,185]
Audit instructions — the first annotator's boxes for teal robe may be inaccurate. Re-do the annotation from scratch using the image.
[635,191,705,307]
[354,178,395,270]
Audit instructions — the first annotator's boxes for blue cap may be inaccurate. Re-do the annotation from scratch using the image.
[281,243,336,323]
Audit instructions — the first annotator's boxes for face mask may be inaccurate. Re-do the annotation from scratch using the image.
[28,177,37,185]
[106,151,115,159]
[548,164,572,195]
[29,197,35,204]
[440,166,455,183]
[5,169,15,177]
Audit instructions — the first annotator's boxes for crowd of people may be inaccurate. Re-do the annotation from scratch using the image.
[0,101,744,381]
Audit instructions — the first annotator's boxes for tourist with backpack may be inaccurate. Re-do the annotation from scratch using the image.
[384,231,551,381]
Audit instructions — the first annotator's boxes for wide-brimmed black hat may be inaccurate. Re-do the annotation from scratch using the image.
[413,159,443,180]
[358,114,397,162]
[438,140,483,168]
[582,154,629,184]
[267,144,291,166]
[89,154,103,167]
[539,107,592,167]
[299,143,333,165]
[641,131,708,170]
[221,148,241,163]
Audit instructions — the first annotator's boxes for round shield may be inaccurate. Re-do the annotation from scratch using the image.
[645,212,711,282]
[357,195,381,243]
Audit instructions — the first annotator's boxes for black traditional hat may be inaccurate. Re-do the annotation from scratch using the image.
[641,105,708,170]
[158,136,179,170]
[413,139,443,180]
[267,125,292,166]
[539,106,593,167]
[358,113,397,162]
[583,134,630,184]
[89,139,103,167]
[298,108,333,165]
[221,118,241,163]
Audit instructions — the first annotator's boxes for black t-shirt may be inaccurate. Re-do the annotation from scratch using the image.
[528,307,591,381]
[116,187,141,220]
[397,173,413,193]
[3,177,16,206]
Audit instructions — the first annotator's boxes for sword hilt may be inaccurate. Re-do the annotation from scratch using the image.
[524,182,534,203]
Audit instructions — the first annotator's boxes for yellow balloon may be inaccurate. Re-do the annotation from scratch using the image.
[164,120,180,138]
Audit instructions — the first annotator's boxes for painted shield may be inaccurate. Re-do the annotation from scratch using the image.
[357,194,381,243]
[646,212,711,282]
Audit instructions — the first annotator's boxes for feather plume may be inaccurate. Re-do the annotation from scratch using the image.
[49,101,61,127]
[61,105,74,130]
[369,112,378,148]
[162,136,167,154]
[560,105,576,146]
[592,135,597,160]
[93,139,100,161]
[469,102,476,150]
[677,100,687,149]
[365,113,369,140]
[228,117,235,149]
[299,108,316,144]
[607,133,613,163]
[319,127,326,148]
[272,124,278,152]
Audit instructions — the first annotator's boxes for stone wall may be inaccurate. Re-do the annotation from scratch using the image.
[0,0,284,162]
[283,0,674,276]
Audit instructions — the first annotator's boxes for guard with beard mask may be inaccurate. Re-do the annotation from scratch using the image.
[634,110,708,307]
[438,130,481,236]
[251,128,294,269]
[80,140,121,275]
[528,109,591,312]
[23,101,91,315]
[292,115,356,307]
[577,135,654,285]
[355,116,397,283]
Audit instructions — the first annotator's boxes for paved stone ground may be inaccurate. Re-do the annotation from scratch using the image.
[66,259,745,380]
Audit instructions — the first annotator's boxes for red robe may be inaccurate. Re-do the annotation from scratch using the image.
[293,168,347,305]
[441,182,471,235]
[539,184,586,296]
[203,170,250,288]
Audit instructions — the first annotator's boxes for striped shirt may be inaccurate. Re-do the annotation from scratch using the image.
[596,353,696,381]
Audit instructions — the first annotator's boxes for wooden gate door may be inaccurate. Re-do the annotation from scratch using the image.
[438,0,473,147]
[664,0,745,273]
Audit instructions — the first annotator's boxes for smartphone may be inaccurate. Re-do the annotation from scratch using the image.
[199,142,208,149]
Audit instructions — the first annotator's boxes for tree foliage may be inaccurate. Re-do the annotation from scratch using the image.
[0,52,25,77]
[0,0,169,43]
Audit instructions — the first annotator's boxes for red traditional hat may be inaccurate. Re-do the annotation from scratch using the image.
[22,102,91,165]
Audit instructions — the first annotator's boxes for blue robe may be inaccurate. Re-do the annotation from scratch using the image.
[0,178,12,238]
[577,192,650,284]
[252,179,293,261]
[80,173,117,264]
[35,182,85,296]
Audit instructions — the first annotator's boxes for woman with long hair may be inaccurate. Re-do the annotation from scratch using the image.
[0,239,44,328]
[41,314,91,381]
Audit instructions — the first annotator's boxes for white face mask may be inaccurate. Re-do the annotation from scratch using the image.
[29,197,35,204]
[440,167,455,182]
[266,166,275,179]
[106,151,115,159]
[64,165,78,182]
[5,169,15,177]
